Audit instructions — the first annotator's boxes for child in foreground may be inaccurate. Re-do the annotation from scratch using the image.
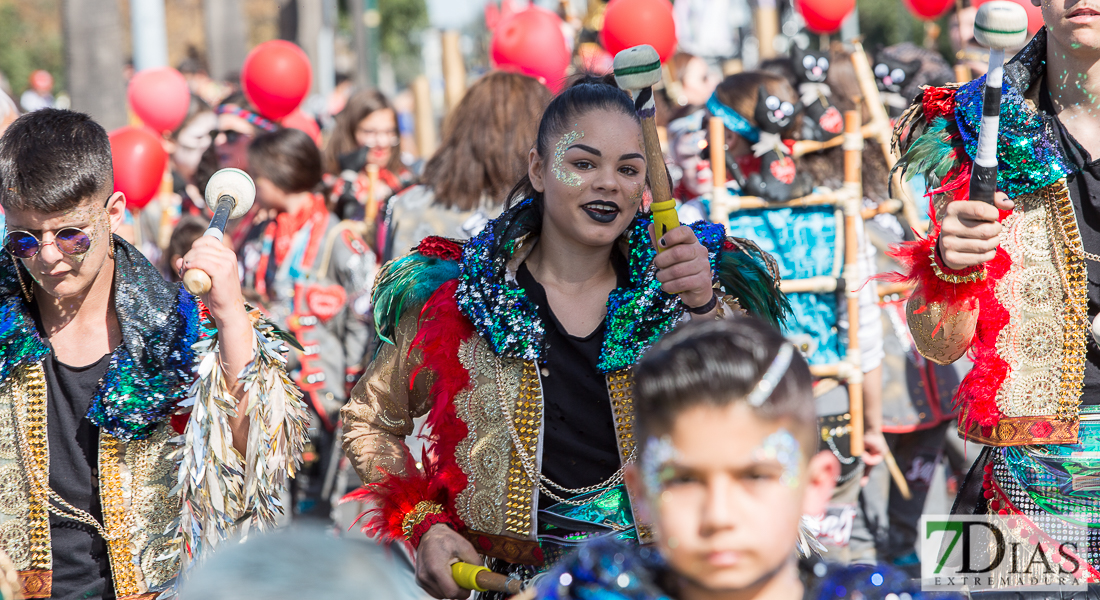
[528,317,958,600]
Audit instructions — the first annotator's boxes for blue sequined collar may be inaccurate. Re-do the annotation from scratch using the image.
[454,199,726,373]
[0,237,202,440]
[953,28,1075,195]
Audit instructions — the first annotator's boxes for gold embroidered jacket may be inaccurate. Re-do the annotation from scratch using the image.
[892,30,1088,446]
[342,213,787,565]
[0,240,308,599]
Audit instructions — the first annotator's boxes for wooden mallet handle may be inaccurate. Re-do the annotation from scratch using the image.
[451,562,523,595]
[613,45,679,252]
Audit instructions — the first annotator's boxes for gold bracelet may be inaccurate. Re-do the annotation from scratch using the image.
[929,246,986,284]
[401,500,446,540]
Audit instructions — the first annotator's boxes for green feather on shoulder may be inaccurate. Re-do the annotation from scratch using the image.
[371,237,463,345]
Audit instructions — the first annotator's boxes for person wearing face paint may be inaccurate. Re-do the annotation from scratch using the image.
[526,317,961,600]
[339,75,789,599]
[890,0,1100,582]
[0,109,308,599]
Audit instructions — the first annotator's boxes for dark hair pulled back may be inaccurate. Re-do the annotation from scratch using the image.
[505,74,640,208]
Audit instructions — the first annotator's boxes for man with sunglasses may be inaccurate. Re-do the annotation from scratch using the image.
[0,109,307,599]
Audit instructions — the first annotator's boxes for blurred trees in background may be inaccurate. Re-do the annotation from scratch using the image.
[0,0,65,98]
[858,0,954,58]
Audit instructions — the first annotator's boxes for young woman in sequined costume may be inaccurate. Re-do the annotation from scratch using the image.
[339,76,788,599]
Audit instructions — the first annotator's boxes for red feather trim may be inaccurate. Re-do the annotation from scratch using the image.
[921,86,956,121]
[343,279,476,546]
[882,167,1014,430]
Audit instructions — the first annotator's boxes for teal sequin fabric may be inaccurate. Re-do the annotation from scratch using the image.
[953,28,1074,196]
[455,200,725,374]
[0,237,203,440]
[1000,406,1100,526]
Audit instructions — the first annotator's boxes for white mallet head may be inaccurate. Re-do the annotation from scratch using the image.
[204,168,256,219]
[613,45,662,92]
[974,1,1030,50]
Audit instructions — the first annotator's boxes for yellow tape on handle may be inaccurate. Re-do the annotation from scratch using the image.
[451,562,490,592]
[451,562,522,594]
[650,199,680,253]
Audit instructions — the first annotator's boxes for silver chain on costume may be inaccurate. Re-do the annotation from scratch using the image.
[493,361,635,506]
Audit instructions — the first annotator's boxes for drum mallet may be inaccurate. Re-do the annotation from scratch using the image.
[968,1,1028,205]
[613,45,680,252]
[182,168,256,295]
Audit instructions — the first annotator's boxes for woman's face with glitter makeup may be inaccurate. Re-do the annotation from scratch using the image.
[529,109,646,249]
[625,402,837,596]
[4,192,125,300]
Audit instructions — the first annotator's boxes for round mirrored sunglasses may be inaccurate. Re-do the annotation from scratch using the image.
[4,228,93,259]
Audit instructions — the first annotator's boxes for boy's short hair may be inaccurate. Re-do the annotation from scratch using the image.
[634,316,817,457]
[0,108,113,213]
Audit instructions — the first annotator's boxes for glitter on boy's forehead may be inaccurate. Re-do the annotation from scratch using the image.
[641,435,679,497]
[752,429,801,488]
[553,128,585,187]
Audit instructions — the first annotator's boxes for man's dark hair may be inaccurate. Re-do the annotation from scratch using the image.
[248,128,323,194]
[0,108,113,213]
[634,316,817,457]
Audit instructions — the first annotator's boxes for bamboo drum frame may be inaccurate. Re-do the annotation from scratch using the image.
[843,109,864,457]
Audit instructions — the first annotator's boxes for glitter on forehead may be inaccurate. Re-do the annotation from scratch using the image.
[751,429,802,488]
[553,129,585,187]
[641,435,679,498]
[953,29,1074,196]
[454,200,727,372]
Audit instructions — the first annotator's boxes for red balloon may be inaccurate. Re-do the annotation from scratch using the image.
[600,0,677,62]
[904,0,953,20]
[974,0,1044,35]
[109,126,168,211]
[128,67,190,134]
[795,0,855,34]
[491,7,571,92]
[242,40,313,120]
[280,109,322,146]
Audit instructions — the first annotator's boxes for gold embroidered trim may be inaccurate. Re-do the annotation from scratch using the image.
[1046,182,1088,421]
[606,370,637,463]
[100,435,139,597]
[401,501,446,540]
[125,426,179,590]
[503,361,541,537]
[453,339,513,535]
[13,365,51,570]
